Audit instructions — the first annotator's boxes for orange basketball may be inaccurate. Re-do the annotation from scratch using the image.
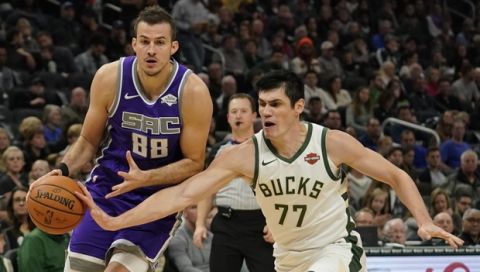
[27,175,85,235]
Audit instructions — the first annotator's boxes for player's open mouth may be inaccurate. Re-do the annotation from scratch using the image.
[264,121,275,127]
[235,121,242,126]
[146,59,157,63]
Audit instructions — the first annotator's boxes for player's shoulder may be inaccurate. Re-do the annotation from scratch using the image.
[182,72,209,97]
[92,60,121,86]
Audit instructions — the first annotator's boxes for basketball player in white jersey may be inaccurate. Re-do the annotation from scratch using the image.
[76,70,464,272]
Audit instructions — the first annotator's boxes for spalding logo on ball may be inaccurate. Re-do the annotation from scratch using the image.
[27,175,85,235]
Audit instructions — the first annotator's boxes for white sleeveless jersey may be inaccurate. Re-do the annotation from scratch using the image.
[252,122,355,251]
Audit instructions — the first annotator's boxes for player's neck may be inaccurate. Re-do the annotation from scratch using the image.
[270,122,307,159]
[137,62,173,99]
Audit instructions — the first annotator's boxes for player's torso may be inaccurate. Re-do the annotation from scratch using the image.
[253,123,351,250]
[90,56,190,195]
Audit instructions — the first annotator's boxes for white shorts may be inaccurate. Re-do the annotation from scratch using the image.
[273,237,366,272]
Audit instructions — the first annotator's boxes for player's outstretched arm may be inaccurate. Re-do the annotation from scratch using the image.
[326,129,464,249]
[77,144,250,230]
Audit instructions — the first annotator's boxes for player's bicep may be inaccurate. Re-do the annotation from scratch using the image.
[327,130,400,186]
[179,75,213,164]
[79,63,117,147]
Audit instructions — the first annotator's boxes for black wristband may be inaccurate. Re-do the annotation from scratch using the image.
[58,162,69,177]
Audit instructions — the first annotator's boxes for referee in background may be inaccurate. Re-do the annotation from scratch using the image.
[193,93,275,272]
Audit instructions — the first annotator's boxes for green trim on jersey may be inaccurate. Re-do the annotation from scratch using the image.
[321,127,341,181]
[345,208,363,272]
[251,135,259,191]
[263,122,313,163]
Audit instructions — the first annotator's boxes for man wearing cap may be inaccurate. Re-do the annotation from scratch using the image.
[291,37,321,77]
[10,77,62,110]
[52,1,81,54]
[318,41,343,83]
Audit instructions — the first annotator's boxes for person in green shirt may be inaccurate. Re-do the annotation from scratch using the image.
[17,228,69,272]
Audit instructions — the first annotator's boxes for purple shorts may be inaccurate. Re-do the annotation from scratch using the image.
[69,183,180,262]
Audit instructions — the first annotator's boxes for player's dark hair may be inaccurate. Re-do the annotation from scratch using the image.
[255,70,304,107]
[228,93,256,112]
[133,5,176,40]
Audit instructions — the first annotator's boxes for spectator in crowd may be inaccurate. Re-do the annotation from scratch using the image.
[171,0,210,73]
[10,77,62,110]
[15,17,39,54]
[105,20,128,62]
[436,110,454,142]
[345,86,373,134]
[364,187,391,229]
[424,67,441,97]
[17,227,69,272]
[377,136,394,157]
[440,120,470,169]
[303,97,324,125]
[407,76,440,123]
[2,187,34,252]
[5,29,36,72]
[0,146,28,197]
[18,116,49,172]
[0,42,18,95]
[303,70,334,113]
[51,1,81,54]
[399,130,427,170]
[459,208,480,245]
[322,109,343,131]
[242,39,263,72]
[444,150,480,201]
[429,188,453,218]
[290,37,320,77]
[451,63,479,111]
[0,128,11,172]
[368,72,385,106]
[354,208,375,227]
[214,35,246,76]
[374,34,401,69]
[215,75,238,131]
[28,159,49,185]
[373,79,405,123]
[35,31,77,75]
[167,205,212,272]
[419,147,452,193]
[74,34,109,75]
[382,218,407,247]
[60,86,88,127]
[42,104,63,147]
[318,41,343,83]
[452,188,474,232]
[358,117,382,151]
[434,77,463,112]
[324,75,351,109]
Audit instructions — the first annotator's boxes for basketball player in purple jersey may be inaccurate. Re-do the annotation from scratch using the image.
[29,6,212,272]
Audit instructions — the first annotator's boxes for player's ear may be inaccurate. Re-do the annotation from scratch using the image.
[131,37,137,52]
[170,40,179,55]
[294,98,305,115]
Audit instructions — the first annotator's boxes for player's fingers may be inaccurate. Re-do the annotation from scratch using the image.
[125,151,138,169]
[105,186,123,199]
[117,171,129,179]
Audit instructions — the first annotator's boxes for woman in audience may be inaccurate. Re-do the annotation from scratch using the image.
[2,187,35,252]
[345,86,373,134]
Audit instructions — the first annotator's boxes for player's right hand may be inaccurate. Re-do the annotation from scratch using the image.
[193,225,208,248]
[27,169,62,200]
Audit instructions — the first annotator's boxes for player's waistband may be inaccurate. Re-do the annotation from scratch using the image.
[216,206,263,220]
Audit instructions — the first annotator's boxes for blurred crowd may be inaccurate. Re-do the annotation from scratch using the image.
[0,0,479,271]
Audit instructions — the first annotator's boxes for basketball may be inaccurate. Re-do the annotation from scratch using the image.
[27,175,85,235]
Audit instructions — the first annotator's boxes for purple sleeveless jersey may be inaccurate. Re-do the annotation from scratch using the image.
[69,56,190,263]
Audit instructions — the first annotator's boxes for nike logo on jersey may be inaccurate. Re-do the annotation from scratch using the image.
[262,159,277,166]
[124,93,140,100]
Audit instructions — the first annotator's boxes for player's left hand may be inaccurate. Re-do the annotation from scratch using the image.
[107,151,148,198]
[75,182,121,231]
[263,225,274,244]
[417,222,464,249]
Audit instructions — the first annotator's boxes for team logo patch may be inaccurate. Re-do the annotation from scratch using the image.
[304,152,320,165]
[161,94,177,106]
